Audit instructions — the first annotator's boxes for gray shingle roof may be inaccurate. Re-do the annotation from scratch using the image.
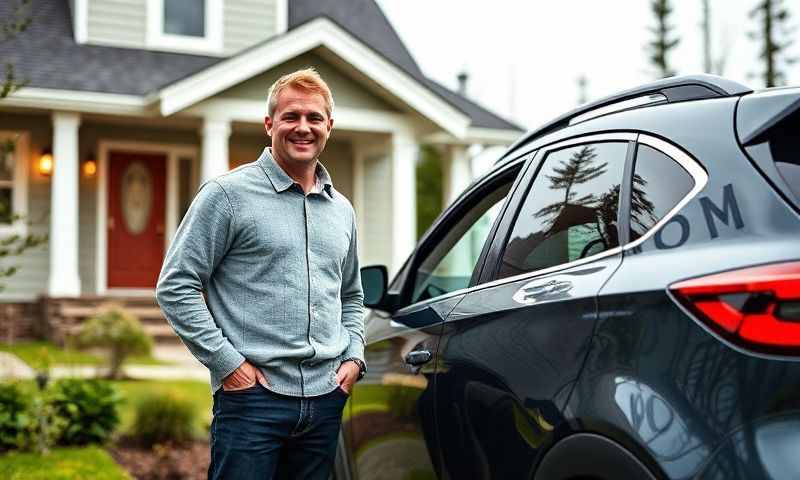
[0,0,220,95]
[1,0,521,131]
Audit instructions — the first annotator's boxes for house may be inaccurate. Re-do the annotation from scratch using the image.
[0,0,522,340]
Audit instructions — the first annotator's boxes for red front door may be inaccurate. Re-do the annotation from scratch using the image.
[107,151,167,288]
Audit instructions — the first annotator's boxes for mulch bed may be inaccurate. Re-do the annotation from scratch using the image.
[110,439,210,480]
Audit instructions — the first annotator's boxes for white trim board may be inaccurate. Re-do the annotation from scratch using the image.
[158,17,471,138]
[0,131,30,238]
[146,0,223,55]
[5,88,149,116]
[73,0,88,44]
[96,140,198,295]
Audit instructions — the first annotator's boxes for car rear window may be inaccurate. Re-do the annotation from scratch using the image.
[630,145,694,241]
[497,142,628,279]
[747,111,800,206]
[768,128,800,202]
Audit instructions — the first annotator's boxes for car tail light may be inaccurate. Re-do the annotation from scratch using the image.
[670,261,800,354]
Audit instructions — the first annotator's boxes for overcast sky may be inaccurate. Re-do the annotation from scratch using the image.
[376,0,799,131]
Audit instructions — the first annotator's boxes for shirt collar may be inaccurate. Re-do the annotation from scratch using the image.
[258,148,334,199]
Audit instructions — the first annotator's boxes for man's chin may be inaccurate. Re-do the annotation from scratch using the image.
[286,148,320,164]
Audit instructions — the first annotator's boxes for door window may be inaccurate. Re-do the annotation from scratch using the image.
[629,144,695,241]
[411,173,516,303]
[497,142,628,279]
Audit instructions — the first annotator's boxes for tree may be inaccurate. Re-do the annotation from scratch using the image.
[1,0,31,99]
[750,0,795,87]
[416,145,444,239]
[648,0,680,78]
[534,145,608,230]
[0,3,46,292]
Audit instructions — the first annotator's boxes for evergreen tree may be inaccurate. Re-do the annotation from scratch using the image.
[535,146,608,228]
[750,0,795,87]
[648,0,680,78]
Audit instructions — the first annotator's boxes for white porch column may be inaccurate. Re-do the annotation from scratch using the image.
[390,129,418,274]
[201,118,231,183]
[49,112,81,297]
[442,144,472,208]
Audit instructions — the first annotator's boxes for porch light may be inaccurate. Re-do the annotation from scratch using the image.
[83,152,97,177]
[37,147,53,176]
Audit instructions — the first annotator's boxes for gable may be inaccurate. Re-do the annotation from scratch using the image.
[218,52,399,112]
[158,17,470,137]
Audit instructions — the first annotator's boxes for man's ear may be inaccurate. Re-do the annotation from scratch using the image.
[327,117,334,133]
[264,116,273,136]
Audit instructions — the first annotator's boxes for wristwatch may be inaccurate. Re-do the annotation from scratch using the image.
[343,357,367,380]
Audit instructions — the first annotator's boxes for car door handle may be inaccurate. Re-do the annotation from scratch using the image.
[513,280,573,305]
[405,350,432,366]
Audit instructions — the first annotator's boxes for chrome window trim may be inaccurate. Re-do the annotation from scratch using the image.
[623,134,709,251]
[392,132,705,313]
[394,154,533,314]
[569,94,668,125]
[539,132,637,151]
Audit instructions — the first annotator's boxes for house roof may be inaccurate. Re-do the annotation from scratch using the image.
[1,0,522,131]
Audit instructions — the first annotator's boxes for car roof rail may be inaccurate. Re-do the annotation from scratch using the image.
[498,74,752,164]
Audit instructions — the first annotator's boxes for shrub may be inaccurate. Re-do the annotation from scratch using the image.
[74,303,153,379]
[131,393,195,445]
[50,379,120,446]
[0,383,31,451]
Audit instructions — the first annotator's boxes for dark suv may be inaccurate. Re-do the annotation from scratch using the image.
[335,75,800,480]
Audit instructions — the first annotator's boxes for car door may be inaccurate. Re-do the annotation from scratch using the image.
[433,133,636,479]
[342,158,528,480]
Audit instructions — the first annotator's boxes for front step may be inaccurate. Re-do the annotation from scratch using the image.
[42,296,182,345]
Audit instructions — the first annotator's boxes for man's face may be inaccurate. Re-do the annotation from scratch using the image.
[264,86,333,168]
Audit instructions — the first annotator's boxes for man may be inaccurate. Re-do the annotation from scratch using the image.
[156,68,366,480]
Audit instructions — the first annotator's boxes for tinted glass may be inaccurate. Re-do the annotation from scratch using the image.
[498,142,627,279]
[164,0,205,37]
[412,178,514,303]
[769,117,800,202]
[629,145,694,241]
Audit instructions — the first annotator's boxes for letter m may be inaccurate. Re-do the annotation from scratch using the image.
[700,184,744,239]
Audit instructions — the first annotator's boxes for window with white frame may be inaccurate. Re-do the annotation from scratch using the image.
[147,0,222,54]
[0,132,29,235]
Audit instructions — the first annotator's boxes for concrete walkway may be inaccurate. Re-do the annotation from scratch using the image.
[0,352,35,379]
[0,345,209,382]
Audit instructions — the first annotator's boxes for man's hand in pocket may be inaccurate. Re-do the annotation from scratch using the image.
[223,360,268,391]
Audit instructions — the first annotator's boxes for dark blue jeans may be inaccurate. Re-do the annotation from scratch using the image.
[208,383,348,480]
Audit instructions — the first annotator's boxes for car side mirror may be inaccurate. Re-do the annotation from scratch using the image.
[361,265,388,308]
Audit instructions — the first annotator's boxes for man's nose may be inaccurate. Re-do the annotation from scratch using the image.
[296,117,311,133]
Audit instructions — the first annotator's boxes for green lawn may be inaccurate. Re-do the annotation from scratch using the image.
[114,379,212,437]
[0,341,168,370]
[0,447,130,480]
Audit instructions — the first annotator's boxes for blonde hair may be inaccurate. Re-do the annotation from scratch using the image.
[267,68,334,117]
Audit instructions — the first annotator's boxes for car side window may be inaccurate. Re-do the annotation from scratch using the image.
[411,175,516,304]
[629,144,695,241]
[497,142,628,280]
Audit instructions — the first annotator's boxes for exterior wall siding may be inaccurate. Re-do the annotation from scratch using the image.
[219,52,399,112]
[87,0,147,48]
[362,152,392,267]
[224,0,277,55]
[84,0,278,54]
